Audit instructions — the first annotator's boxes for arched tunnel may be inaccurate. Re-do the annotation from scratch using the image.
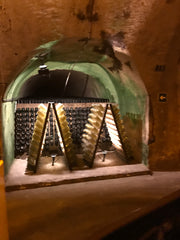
[2,38,149,175]
[19,70,104,99]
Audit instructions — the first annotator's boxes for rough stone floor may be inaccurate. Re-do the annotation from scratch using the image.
[6,171,180,240]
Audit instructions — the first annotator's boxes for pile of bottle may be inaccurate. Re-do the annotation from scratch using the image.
[28,104,47,167]
[17,97,109,104]
[15,104,112,157]
[43,108,59,153]
[105,106,122,150]
[56,104,76,168]
[82,105,105,166]
[15,107,38,155]
[64,107,91,145]
[111,104,133,161]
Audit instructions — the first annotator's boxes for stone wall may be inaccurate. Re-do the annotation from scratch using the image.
[0,0,180,170]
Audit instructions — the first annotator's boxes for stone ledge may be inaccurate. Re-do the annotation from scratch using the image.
[5,163,151,192]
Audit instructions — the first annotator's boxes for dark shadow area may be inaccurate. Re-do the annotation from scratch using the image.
[19,70,95,98]
[102,190,180,240]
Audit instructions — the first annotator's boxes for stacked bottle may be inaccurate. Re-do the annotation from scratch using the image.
[15,107,38,156]
[56,104,76,168]
[64,107,90,145]
[44,109,55,152]
[82,105,105,166]
[28,104,47,168]
[105,106,122,150]
[111,104,133,161]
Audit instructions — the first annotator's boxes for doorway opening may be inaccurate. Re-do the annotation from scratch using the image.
[2,39,149,180]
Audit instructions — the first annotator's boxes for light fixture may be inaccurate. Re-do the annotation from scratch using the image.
[38,64,49,75]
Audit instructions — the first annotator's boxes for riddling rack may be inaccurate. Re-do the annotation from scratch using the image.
[25,102,133,173]
[15,104,108,156]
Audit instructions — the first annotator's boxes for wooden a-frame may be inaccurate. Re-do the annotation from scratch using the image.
[26,103,76,173]
[82,103,133,168]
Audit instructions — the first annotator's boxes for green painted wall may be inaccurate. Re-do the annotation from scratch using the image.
[2,102,15,174]
[2,40,148,173]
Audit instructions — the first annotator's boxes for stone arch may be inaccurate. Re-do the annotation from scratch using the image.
[2,40,149,173]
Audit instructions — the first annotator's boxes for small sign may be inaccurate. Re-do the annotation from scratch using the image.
[159,93,167,102]
[155,65,166,72]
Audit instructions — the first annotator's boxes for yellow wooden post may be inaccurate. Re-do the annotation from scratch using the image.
[0,160,9,240]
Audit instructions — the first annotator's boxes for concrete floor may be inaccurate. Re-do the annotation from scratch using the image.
[6,171,180,240]
[5,158,150,191]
